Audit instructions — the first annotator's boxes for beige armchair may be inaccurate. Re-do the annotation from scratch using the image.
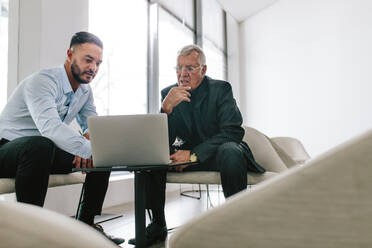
[168,129,372,248]
[166,126,310,187]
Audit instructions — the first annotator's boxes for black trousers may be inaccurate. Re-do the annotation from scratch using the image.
[145,141,248,210]
[0,136,110,223]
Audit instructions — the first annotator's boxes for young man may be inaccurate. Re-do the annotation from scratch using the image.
[0,31,124,245]
[129,44,265,246]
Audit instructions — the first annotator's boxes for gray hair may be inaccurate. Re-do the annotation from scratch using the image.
[177,44,206,66]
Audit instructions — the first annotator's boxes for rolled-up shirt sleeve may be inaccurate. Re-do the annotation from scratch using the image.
[24,74,92,158]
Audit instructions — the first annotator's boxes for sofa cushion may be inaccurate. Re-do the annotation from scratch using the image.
[0,173,85,194]
[167,171,278,185]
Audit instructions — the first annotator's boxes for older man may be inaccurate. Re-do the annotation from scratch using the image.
[129,44,265,246]
[0,32,124,245]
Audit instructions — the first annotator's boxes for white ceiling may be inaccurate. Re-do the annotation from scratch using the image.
[216,0,278,22]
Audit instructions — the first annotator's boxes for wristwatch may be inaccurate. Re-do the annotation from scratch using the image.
[190,153,198,162]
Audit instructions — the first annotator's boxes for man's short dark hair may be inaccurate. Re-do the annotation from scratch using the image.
[69,31,103,49]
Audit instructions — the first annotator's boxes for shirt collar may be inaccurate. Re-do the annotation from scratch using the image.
[79,84,89,95]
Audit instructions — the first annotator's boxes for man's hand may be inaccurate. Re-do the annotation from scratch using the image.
[73,155,94,172]
[82,132,90,140]
[170,150,191,172]
[162,86,191,114]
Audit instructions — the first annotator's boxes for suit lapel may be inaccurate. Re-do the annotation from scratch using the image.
[177,101,193,134]
[191,79,208,140]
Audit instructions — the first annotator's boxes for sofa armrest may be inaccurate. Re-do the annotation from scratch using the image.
[242,126,288,172]
[270,137,310,168]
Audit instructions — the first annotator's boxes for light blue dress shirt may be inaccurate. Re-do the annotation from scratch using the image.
[0,65,97,158]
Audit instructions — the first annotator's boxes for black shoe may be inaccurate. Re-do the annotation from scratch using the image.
[128,222,167,246]
[93,224,125,245]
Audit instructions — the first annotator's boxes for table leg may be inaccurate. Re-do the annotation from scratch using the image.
[134,171,146,248]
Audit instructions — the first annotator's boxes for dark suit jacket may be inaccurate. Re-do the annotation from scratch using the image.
[161,76,265,173]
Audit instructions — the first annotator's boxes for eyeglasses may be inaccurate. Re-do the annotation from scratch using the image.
[175,65,202,73]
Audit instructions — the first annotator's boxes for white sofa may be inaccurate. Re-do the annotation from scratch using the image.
[168,129,372,248]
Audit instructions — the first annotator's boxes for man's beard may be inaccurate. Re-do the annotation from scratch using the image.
[71,63,94,84]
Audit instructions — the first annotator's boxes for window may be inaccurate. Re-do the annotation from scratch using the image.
[88,0,227,115]
[89,0,148,115]
[203,39,226,81]
[158,7,194,94]
[202,0,227,81]
[0,0,8,112]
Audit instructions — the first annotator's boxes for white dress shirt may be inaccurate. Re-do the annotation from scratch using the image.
[0,65,97,158]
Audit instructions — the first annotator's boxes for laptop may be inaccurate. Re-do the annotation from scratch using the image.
[87,114,170,167]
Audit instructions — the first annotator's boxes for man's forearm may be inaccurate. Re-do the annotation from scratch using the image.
[161,101,173,115]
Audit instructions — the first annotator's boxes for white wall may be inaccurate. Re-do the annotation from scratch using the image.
[7,0,19,97]
[240,0,372,157]
[226,12,241,106]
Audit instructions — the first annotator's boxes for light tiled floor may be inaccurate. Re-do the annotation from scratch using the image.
[97,185,225,248]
